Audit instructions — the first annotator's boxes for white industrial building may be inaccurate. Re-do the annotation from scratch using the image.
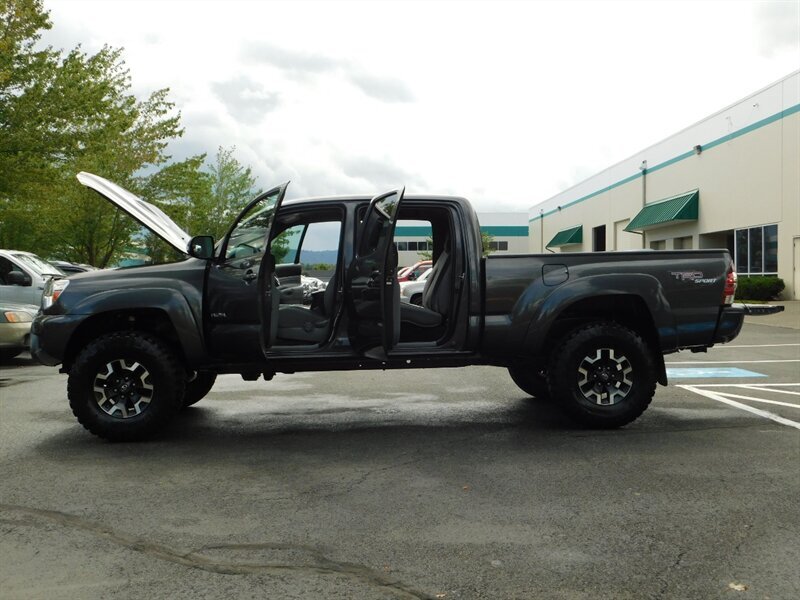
[395,212,529,266]
[529,71,799,299]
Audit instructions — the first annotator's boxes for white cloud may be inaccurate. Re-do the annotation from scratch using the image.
[41,0,800,212]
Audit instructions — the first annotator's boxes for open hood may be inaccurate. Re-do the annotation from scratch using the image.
[77,172,192,255]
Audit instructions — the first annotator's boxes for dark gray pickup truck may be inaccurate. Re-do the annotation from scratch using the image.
[31,173,779,441]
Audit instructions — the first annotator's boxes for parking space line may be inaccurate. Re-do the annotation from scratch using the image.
[666,359,800,364]
[738,385,800,396]
[724,343,800,349]
[678,385,800,430]
[705,391,800,409]
[692,383,800,388]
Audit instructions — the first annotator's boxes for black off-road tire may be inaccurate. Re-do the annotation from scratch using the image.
[182,372,217,408]
[547,322,656,428]
[508,365,551,400]
[67,332,186,441]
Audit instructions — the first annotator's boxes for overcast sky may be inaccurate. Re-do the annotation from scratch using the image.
[43,0,799,212]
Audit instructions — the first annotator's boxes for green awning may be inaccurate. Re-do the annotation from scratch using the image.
[625,190,699,232]
[547,225,583,248]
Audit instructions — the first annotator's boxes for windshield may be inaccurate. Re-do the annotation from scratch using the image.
[13,253,64,276]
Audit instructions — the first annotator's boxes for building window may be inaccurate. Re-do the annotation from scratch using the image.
[650,240,666,251]
[674,236,693,249]
[488,240,508,251]
[735,225,778,275]
[396,241,408,251]
[592,225,606,251]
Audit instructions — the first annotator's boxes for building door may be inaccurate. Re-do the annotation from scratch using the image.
[592,225,606,251]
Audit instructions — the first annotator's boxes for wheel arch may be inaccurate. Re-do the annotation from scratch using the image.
[63,305,201,372]
[528,292,668,386]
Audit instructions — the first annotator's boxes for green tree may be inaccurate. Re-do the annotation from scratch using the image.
[0,0,183,266]
[137,147,263,265]
[481,231,495,257]
[202,146,261,239]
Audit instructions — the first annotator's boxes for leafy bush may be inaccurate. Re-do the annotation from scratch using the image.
[736,276,785,301]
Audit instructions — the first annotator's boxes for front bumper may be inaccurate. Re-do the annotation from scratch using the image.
[0,322,32,350]
[30,313,87,367]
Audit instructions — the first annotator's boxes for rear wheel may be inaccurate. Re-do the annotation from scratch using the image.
[547,322,656,428]
[508,365,550,400]
[183,372,217,408]
[68,332,186,441]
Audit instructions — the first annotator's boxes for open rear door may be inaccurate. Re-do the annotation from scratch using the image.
[346,188,405,360]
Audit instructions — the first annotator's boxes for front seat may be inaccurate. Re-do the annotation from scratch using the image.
[399,237,454,328]
[275,271,338,343]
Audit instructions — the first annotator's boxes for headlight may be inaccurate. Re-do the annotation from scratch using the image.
[4,311,33,323]
[42,278,70,309]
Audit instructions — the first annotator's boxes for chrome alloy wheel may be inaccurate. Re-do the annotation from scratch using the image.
[577,348,633,405]
[93,359,154,418]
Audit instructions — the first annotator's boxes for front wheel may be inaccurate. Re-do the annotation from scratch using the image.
[547,322,656,428]
[68,332,186,441]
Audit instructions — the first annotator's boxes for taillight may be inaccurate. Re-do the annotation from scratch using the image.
[723,262,737,305]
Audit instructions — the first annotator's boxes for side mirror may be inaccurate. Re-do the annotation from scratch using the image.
[7,270,31,286]
[188,235,215,259]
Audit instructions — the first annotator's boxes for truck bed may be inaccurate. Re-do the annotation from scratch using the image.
[482,250,731,356]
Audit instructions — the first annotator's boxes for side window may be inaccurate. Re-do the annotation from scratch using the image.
[298,221,342,268]
[272,225,305,264]
[393,219,433,268]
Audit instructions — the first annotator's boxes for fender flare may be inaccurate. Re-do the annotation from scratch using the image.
[521,273,676,358]
[71,288,205,363]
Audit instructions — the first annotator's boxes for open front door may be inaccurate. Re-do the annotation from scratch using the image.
[346,188,405,360]
[212,183,289,358]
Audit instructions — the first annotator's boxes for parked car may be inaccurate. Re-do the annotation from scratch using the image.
[399,267,432,305]
[397,260,431,282]
[0,302,38,361]
[49,260,97,274]
[0,249,64,305]
[32,171,781,441]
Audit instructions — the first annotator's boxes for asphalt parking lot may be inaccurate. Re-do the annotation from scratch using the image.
[1,316,799,599]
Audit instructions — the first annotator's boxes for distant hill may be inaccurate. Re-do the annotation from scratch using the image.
[299,250,338,265]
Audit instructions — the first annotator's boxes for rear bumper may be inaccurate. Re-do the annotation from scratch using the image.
[738,303,785,316]
[712,303,784,345]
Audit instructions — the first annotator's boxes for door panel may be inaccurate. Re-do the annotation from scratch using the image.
[346,188,404,359]
[205,183,289,359]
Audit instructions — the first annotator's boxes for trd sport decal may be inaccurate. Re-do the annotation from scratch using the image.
[669,271,716,284]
